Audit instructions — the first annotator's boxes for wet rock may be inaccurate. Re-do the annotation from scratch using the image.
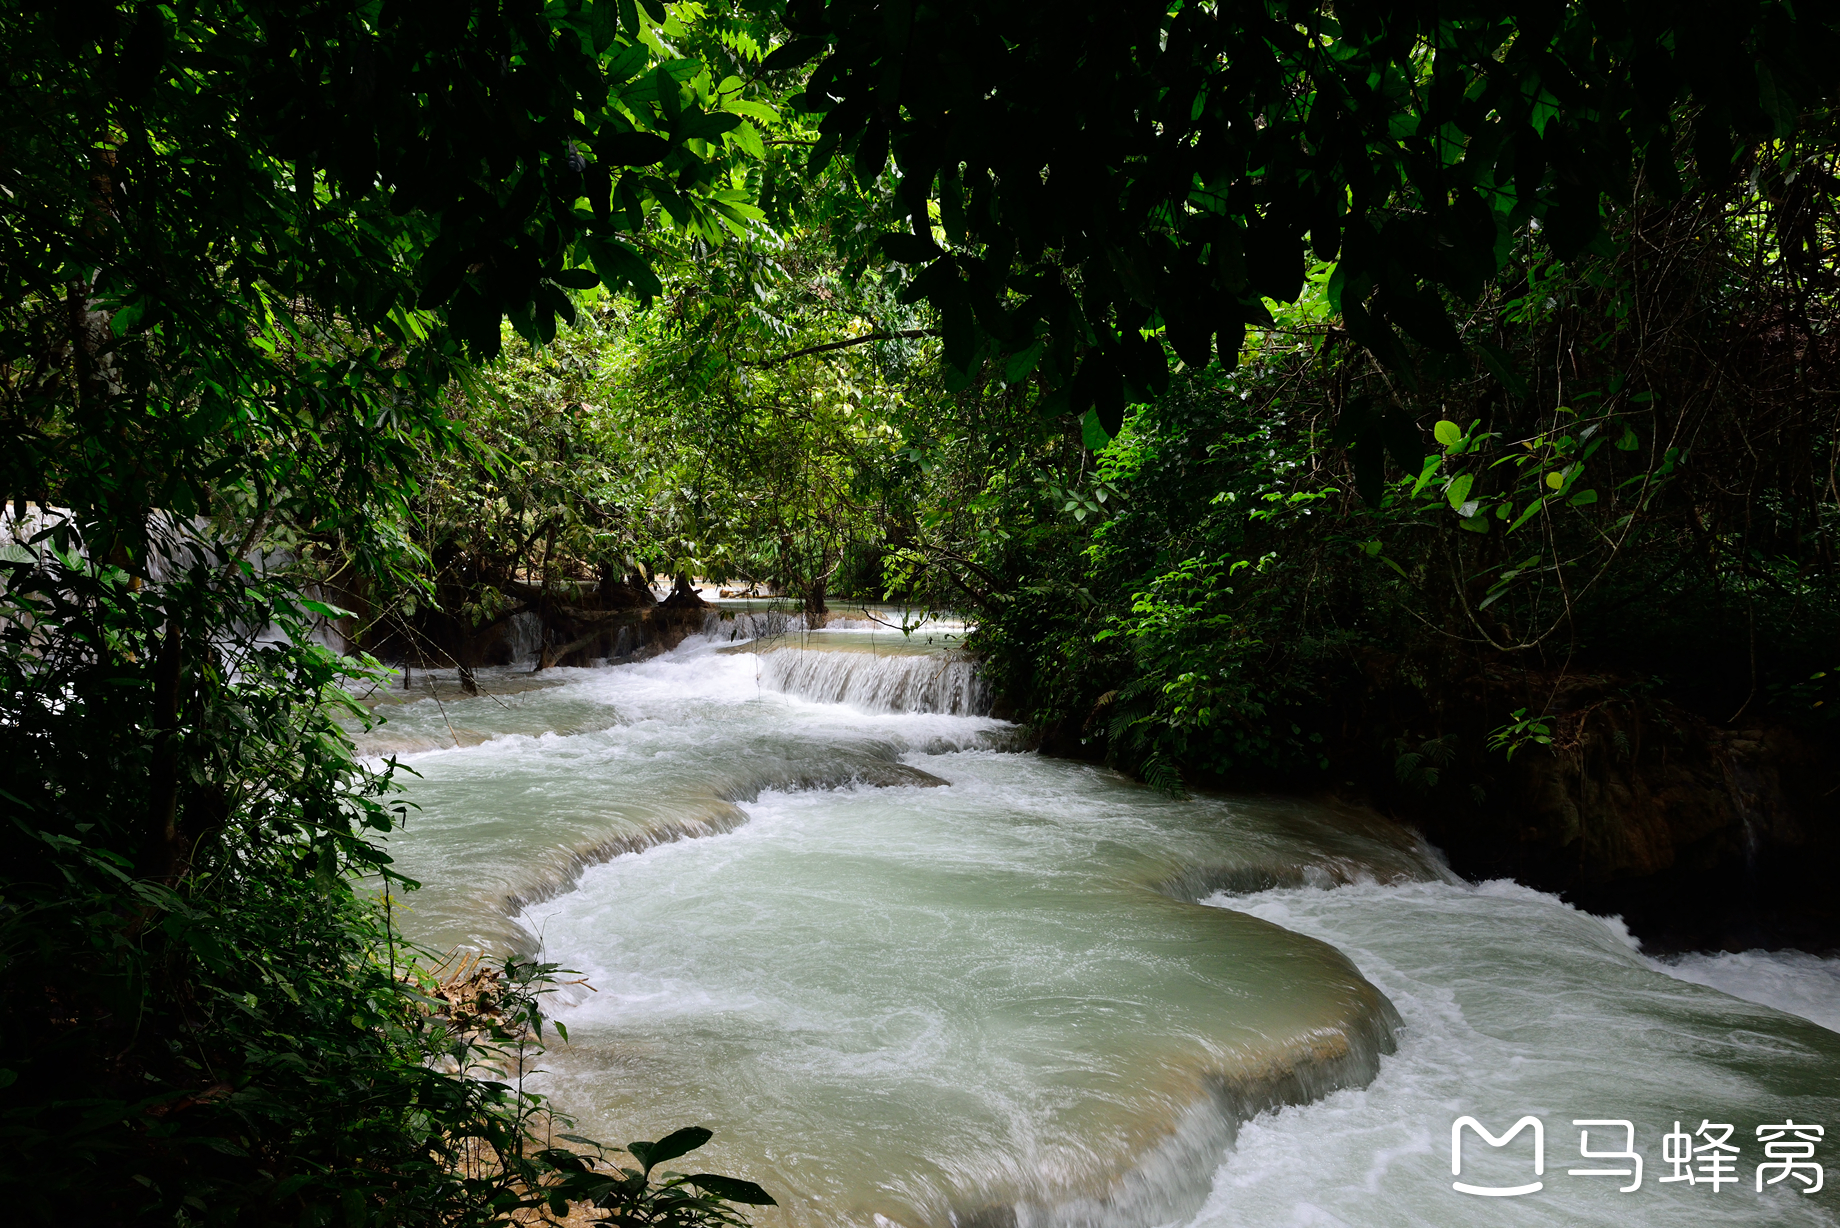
[1419,685,1840,953]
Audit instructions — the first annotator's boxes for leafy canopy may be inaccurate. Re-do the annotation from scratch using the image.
[782,0,1840,437]
[0,0,792,1219]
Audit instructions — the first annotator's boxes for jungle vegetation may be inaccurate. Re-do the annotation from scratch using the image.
[4,0,1839,1222]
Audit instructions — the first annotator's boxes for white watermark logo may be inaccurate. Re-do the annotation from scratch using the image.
[1451,1117,1824,1197]
[1451,1115,1544,1196]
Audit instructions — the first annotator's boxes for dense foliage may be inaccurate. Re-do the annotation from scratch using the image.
[925,119,1840,814]
[5,0,1840,1219]
[361,150,940,655]
[0,0,782,1220]
[789,0,1840,442]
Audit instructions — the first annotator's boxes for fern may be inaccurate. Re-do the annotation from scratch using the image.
[1117,671,1165,703]
[1142,752,1185,798]
[706,16,768,62]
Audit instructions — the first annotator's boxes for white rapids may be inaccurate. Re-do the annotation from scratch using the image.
[355,631,1840,1228]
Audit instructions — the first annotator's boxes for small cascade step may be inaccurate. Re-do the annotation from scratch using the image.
[757,647,992,715]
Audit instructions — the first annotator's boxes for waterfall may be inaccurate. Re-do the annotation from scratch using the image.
[758,648,992,715]
[504,610,545,663]
[711,609,805,641]
[370,641,1840,1228]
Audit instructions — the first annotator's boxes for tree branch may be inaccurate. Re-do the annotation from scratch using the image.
[753,329,937,365]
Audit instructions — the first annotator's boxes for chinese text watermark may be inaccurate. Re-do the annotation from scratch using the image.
[1450,1116,1823,1197]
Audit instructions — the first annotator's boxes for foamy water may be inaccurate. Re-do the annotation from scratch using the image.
[1652,950,1840,1035]
[1192,880,1840,1226]
[370,636,1840,1226]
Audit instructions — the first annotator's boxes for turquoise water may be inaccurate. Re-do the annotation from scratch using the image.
[361,634,1840,1227]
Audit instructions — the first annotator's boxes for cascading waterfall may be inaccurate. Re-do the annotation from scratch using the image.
[357,632,1840,1228]
[504,609,546,663]
[460,603,974,670]
[757,646,991,715]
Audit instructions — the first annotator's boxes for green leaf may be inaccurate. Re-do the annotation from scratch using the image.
[1444,473,1473,510]
[1507,496,1546,532]
[110,299,147,335]
[1458,514,1491,534]
[1615,426,1639,451]
[185,927,231,975]
[590,0,620,53]
[551,268,602,290]
[807,131,842,174]
[675,110,742,143]
[1756,61,1796,138]
[597,131,671,166]
[724,98,778,126]
[1476,341,1530,399]
[879,232,943,264]
[1005,339,1046,384]
[274,1175,314,1200]
[628,1126,712,1174]
[686,1174,777,1206]
[586,237,664,303]
[728,120,766,159]
[1568,489,1598,506]
[507,304,542,345]
[759,38,824,74]
[604,37,648,81]
[1433,420,1462,448]
[1081,408,1112,452]
[653,65,682,121]
[1410,454,1442,498]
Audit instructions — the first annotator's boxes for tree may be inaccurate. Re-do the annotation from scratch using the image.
[0,0,788,1217]
[600,213,936,616]
[780,0,1840,451]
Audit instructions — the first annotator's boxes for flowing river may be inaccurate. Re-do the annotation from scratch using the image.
[357,615,1840,1228]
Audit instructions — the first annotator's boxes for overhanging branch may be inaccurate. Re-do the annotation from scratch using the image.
[754,329,937,365]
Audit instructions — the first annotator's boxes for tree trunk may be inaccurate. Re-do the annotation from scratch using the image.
[144,618,187,884]
[660,574,709,610]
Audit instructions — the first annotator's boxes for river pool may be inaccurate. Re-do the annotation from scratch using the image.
[357,621,1840,1227]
